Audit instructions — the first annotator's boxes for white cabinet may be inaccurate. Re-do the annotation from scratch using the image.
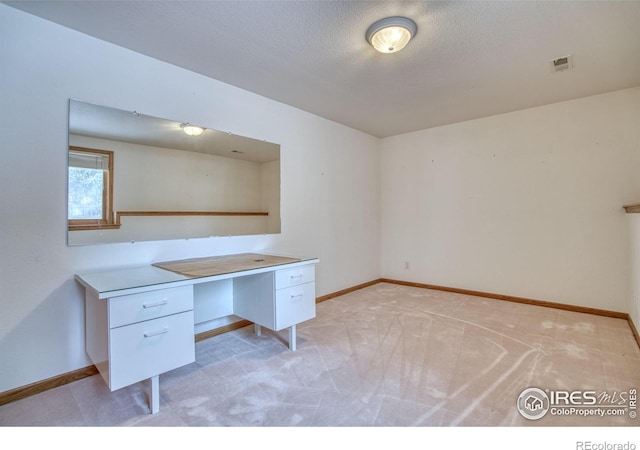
[108,286,193,328]
[275,282,316,330]
[275,264,315,289]
[274,265,316,331]
[109,310,194,390]
[77,254,318,413]
[84,285,195,412]
[232,265,315,350]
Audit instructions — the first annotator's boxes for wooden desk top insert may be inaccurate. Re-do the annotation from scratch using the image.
[152,253,303,278]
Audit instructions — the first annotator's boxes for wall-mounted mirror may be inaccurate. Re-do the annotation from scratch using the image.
[67,99,280,246]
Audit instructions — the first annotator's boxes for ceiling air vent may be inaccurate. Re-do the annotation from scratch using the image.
[550,54,573,73]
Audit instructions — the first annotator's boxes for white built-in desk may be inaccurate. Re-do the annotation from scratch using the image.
[75,253,319,414]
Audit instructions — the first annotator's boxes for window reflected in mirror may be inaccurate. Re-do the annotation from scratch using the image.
[68,147,116,230]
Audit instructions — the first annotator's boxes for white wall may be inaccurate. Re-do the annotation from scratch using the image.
[0,5,380,393]
[381,87,640,313]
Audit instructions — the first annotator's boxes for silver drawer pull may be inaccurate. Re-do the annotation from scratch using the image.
[143,299,168,308]
[144,328,168,338]
[290,274,303,280]
[290,293,304,301]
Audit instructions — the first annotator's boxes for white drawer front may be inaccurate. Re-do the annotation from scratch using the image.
[275,282,316,330]
[275,264,315,289]
[109,310,195,390]
[109,286,193,328]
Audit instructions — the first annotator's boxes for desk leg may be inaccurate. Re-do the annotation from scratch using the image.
[288,324,296,351]
[254,323,262,336]
[150,375,160,414]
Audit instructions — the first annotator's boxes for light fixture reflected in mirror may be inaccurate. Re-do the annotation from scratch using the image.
[366,16,417,54]
[67,99,281,245]
[181,123,204,136]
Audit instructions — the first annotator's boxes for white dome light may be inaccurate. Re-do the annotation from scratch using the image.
[180,123,204,136]
[366,16,417,54]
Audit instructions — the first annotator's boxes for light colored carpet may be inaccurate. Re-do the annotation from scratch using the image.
[1,282,638,427]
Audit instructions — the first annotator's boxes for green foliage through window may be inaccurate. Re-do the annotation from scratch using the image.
[68,147,113,227]
[68,167,104,219]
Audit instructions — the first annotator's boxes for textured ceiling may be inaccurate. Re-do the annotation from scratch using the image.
[6,1,640,137]
[69,99,280,163]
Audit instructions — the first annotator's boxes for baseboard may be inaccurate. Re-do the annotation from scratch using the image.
[380,278,628,319]
[0,365,98,407]
[628,315,640,349]
[2,277,638,407]
[0,280,370,406]
[380,278,640,350]
[0,319,254,407]
[316,279,381,303]
[194,319,252,342]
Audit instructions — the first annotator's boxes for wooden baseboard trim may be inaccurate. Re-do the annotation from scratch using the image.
[380,278,640,350]
[194,319,252,342]
[3,278,637,407]
[0,281,380,406]
[0,365,98,407]
[316,279,381,303]
[379,278,629,319]
[628,316,640,349]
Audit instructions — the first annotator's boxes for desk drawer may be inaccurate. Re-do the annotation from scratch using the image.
[109,310,195,390]
[275,264,315,289]
[275,282,316,330]
[109,286,193,329]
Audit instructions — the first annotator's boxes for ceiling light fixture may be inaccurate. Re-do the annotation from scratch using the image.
[366,16,417,54]
[180,123,204,136]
